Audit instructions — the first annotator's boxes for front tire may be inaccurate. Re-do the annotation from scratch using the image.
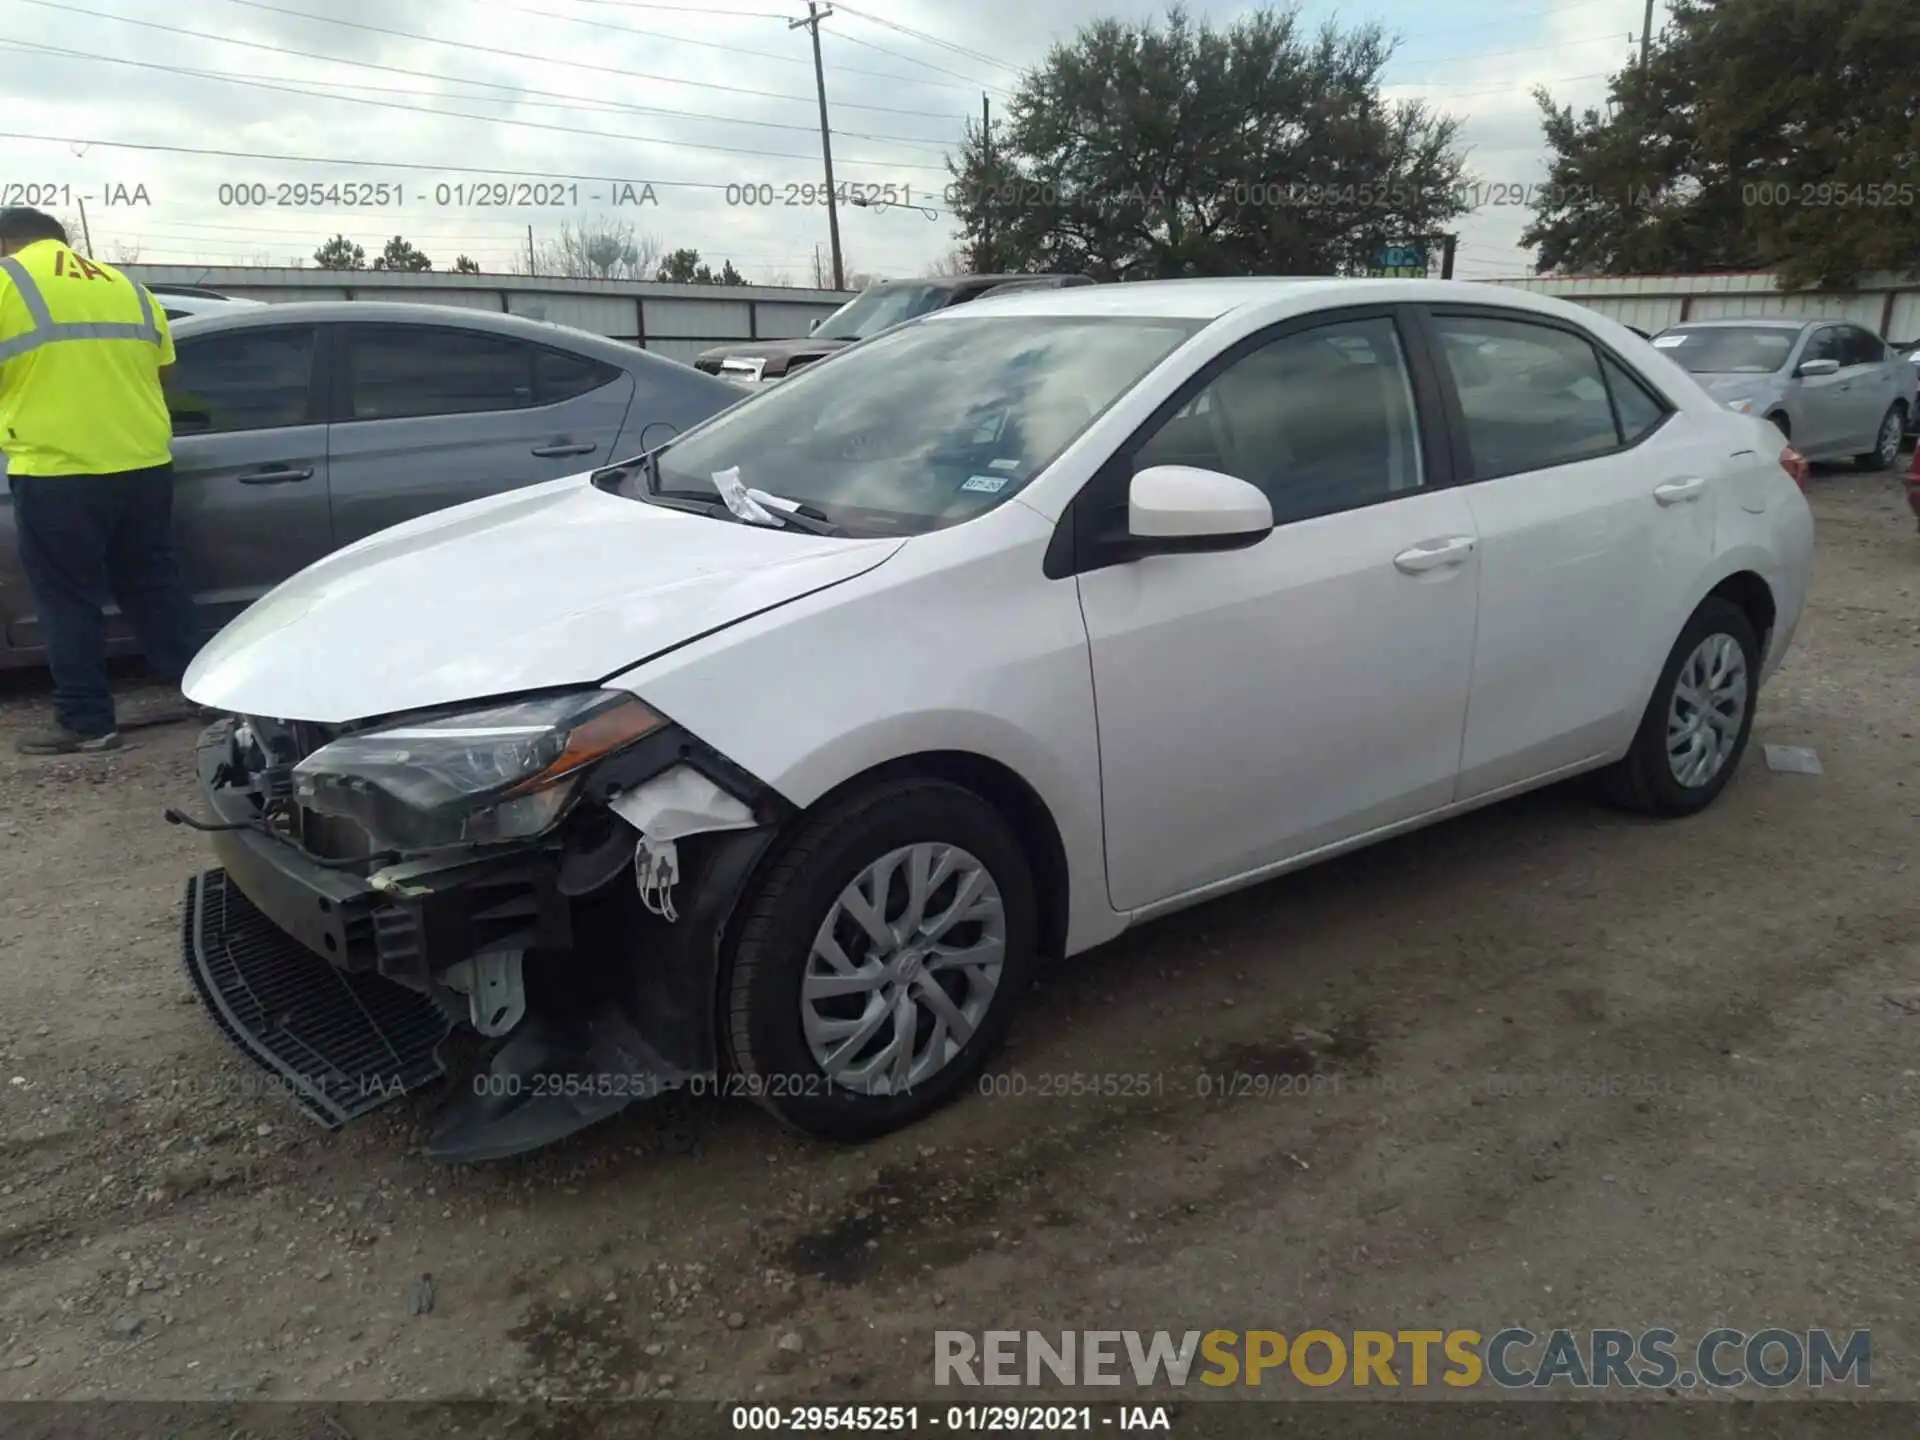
[1603,598,1760,817]
[723,778,1036,1141]
[1856,404,1905,471]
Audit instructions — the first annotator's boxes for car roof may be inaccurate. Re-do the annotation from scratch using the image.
[919,276,1637,324]
[167,300,694,369]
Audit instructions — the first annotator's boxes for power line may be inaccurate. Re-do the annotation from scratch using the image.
[825,26,1017,94]
[463,0,982,92]
[554,0,788,17]
[0,38,953,174]
[15,0,951,121]
[830,3,1019,77]
[0,39,959,152]
[1389,31,1638,68]
[209,0,961,119]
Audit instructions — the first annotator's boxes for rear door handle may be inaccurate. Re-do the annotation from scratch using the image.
[531,441,597,458]
[1653,477,1706,505]
[235,465,314,485]
[1393,536,1476,574]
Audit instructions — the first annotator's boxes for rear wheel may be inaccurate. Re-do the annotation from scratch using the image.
[723,779,1036,1140]
[1602,598,1759,817]
[1855,403,1906,470]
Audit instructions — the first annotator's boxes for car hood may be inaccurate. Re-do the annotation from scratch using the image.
[184,473,906,724]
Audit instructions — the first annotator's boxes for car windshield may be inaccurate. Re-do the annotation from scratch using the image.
[812,284,952,341]
[1652,326,1802,374]
[643,315,1202,537]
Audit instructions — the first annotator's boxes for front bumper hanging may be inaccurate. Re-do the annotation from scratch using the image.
[181,867,453,1127]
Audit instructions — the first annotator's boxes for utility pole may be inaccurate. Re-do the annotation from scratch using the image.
[979,92,991,273]
[792,1,845,292]
[76,197,94,256]
[1640,0,1655,75]
[1439,233,1457,280]
[526,224,536,276]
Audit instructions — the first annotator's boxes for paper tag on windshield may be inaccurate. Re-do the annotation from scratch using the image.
[1651,335,1688,348]
[988,458,1020,470]
[962,474,1010,493]
[712,466,778,525]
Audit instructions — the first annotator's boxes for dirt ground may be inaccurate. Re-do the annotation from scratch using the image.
[1,459,1916,1415]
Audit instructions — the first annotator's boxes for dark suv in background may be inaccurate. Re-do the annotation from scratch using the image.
[694,273,1095,388]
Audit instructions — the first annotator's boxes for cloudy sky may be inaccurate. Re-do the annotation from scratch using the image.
[0,0,1657,287]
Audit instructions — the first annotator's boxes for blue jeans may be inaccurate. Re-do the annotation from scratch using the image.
[12,464,205,736]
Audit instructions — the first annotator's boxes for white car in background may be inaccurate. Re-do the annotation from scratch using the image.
[179,278,1815,1162]
[146,284,266,321]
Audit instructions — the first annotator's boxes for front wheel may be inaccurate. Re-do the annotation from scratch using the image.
[1856,404,1905,471]
[1602,598,1760,817]
[723,778,1036,1140]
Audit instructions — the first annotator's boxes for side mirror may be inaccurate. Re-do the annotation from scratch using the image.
[809,317,822,334]
[1796,357,1840,378]
[1127,465,1273,552]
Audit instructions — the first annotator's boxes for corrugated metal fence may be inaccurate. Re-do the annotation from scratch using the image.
[121,266,858,366]
[1485,271,1920,342]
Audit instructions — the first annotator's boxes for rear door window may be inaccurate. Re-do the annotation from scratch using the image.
[1431,314,1623,477]
[165,326,319,434]
[346,326,536,420]
[533,348,622,405]
[1841,326,1885,366]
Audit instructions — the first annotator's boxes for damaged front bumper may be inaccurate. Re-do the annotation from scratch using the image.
[179,714,788,1161]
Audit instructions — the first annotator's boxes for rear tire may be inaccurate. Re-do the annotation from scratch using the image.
[1602,598,1760,818]
[723,778,1036,1141]
[1856,404,1906,471]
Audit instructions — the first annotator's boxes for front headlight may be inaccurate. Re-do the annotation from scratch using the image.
[1726,397,1755,413]
[293,691,665,851]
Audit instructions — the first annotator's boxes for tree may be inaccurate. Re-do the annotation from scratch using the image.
[1523,0,1920,288]
[452,254,481,274]
[942,5,1470,281]
[655,248,751,284]
[107,238,142,264]
[926,248,969,276]
[313,234,366,270]
[372,235,432,271]
[809,244,874,289]
[519,216,663,280]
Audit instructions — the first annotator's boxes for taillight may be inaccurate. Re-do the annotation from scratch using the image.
[1779,445,1810,489]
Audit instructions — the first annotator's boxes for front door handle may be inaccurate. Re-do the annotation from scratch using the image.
[531,441,597,458]
[1653,477,1706,505]
[235,465,314,485]
[1393,536,1476,574]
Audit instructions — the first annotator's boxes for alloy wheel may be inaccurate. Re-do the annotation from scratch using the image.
[1665,632,1749,788]
[1878,410,1903,468]
[800,843,1006,1095]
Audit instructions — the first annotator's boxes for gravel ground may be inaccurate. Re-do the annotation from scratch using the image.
[0,459,1916,1412]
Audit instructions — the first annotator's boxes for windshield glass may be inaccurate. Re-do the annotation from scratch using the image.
[813,284,951,341]
[1652,326,1801,374]
[647,315,1202,537]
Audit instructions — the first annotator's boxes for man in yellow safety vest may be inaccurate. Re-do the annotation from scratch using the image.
[0,206,203,754]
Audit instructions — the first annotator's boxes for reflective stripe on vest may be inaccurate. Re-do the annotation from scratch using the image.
[0,254,162,363]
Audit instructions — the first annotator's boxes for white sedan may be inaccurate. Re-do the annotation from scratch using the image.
[181,278,1815,1159]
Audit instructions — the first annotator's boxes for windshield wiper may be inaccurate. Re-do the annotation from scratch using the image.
[744,493,845,536]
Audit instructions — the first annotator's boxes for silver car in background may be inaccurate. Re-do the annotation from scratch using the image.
[1651,318,1917,468]
[0,302,742,667]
